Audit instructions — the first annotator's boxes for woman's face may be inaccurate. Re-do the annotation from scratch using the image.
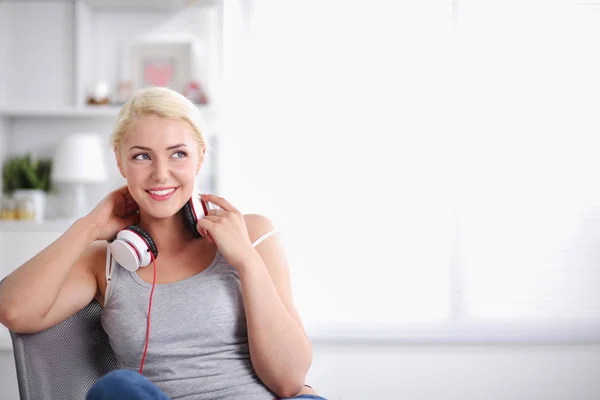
[117,115,202,219]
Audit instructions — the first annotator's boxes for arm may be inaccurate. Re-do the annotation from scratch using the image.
[238,214,312,398]
[196,195,313,398]
[0,185,138,333]
[0,217,100,333]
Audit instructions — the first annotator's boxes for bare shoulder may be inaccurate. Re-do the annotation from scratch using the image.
[83,241,109,302]
[83,240,107,261]
[243,213,286,264]
[64,239,106,279]
[243,214,306,334]
[244,213,276,242]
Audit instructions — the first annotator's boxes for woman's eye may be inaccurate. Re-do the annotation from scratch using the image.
[172,151,187,159]
[133,153,149,161]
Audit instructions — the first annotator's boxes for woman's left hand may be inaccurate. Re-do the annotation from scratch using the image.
[196,194,257,269]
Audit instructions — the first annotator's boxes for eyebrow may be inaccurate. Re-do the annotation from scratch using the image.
[128,144,188,152]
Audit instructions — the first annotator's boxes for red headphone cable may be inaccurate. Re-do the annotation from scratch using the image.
[139,251,157,374]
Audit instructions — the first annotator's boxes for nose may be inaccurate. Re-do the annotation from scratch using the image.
[151,158,169,183]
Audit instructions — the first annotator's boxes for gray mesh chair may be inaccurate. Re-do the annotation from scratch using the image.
[9,300,118,400]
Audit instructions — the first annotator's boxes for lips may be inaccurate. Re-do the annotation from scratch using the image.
[146,187,178,201]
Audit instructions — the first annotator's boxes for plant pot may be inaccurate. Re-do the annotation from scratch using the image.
[13,189,46,223]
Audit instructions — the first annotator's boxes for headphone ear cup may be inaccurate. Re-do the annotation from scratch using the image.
[183,194,208,237]
[108,239,140,272]
[181,196,202,238]
[126,225,158,261]
[108,225,157,271]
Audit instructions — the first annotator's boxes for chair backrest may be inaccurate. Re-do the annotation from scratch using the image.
[10,300,118,400]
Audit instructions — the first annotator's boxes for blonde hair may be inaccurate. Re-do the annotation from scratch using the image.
[111,86,209,156]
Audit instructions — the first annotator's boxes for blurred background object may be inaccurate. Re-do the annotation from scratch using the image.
[51,132,107,219]
[1,154,53,223]
[86,81,110,105]
[183,81,208,104]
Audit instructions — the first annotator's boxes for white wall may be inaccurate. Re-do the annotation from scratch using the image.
[0,1,74,109]
[308,343,600,400]
[1,343,599,400]
[0,118,7,193]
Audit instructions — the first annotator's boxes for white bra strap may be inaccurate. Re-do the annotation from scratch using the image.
[105,245,113,282]
[252,229,279,248]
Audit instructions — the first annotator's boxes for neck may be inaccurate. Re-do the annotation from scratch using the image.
[137,211,197,255]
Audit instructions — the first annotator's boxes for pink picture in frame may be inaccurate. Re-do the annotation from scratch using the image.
[142,59,175,87]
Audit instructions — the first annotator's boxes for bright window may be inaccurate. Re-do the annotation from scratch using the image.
[221,0,600,342]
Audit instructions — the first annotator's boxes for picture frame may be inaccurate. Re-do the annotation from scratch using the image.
[128,41,193,94]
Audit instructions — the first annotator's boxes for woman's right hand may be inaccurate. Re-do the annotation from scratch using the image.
[86,185,139,241]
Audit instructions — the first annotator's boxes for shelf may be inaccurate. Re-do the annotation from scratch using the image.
[0,104,215,118]
[0,1,221,118]
[0,218,76,233]
[84,0,219,11]
[0,106,120,118]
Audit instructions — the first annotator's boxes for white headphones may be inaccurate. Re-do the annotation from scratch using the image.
[107,194,214,272]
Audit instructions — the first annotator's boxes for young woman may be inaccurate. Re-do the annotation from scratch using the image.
[0,87,325,400]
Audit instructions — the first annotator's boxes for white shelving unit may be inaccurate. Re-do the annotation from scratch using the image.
[0,0,222,111]
[0,0,224,351]
[0,0,223,226]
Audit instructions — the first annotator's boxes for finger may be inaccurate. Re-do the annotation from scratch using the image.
[122,208,139,221]
[196,217,217,231]
[196,220,216,243]
[200,194,239,213]
[199,215,222,224]
[126,197,137,206]
[116,198,126,217]
[118,197,136,217]
[120,211,138,228]
[124,202,139,217]
[125,195,138,208]
[197,227,213,242]
[116,185,130,198]
[114,187,131,212]
[208,208,224,217]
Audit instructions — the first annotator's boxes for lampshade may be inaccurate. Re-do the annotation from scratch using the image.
[52,133,107,183]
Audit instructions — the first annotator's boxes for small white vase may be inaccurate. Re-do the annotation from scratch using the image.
[13,189,46,223]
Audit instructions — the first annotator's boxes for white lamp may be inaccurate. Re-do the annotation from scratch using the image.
[52,132,107,218]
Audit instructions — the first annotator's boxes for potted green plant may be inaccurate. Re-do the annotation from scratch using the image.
[2,154,53,223]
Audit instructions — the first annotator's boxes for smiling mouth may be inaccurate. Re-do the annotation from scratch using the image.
[146,188,177,196]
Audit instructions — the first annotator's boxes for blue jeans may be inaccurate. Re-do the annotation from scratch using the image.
[86,370,327,400]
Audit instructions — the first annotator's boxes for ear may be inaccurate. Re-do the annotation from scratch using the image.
[196,148,206,175]
[114,149,126,178]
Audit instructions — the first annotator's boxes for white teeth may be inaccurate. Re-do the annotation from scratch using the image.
[149,188,175,196]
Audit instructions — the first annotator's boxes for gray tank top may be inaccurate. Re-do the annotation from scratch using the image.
[100,232,279,400]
